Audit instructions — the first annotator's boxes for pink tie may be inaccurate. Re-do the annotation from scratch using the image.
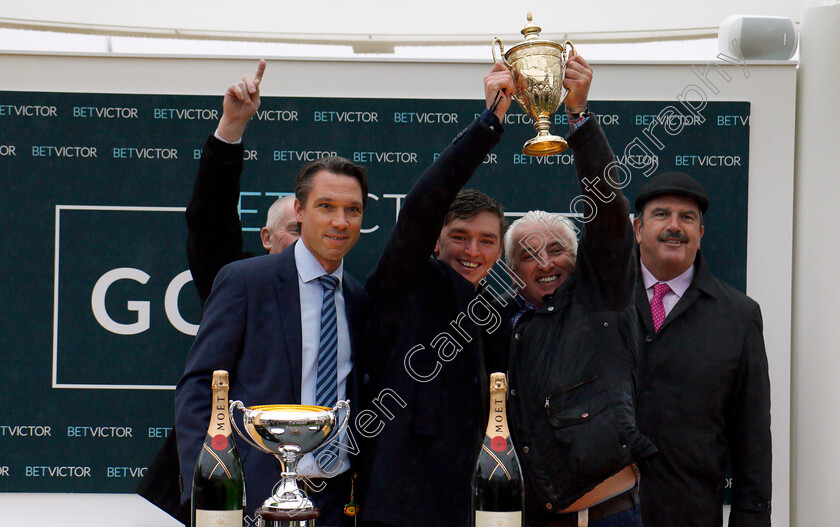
[651,282,671,332]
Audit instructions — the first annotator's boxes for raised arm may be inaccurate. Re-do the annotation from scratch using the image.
[564,53,635,309]
[186,60,267,305]
[366,63,513,295]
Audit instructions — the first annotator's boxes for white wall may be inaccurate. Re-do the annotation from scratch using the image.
[791,3,840,526]
[1,493,181,527]
[0,52,795,526]
[0,0,812,40]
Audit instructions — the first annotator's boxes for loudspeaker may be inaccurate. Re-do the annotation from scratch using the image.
[718,15,797,60]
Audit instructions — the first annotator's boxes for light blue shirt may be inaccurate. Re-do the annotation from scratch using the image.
[640,260,695,318]
[294,240,352,477]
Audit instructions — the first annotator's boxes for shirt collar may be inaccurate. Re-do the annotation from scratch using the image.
[295,240,344,285]
[513,289,540,312]
[640,260,694,299]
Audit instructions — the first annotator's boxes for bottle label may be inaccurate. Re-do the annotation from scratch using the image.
[195,509,243,527]
[490,435,507,452]
[475,510,522,526]
[211,434,229,451]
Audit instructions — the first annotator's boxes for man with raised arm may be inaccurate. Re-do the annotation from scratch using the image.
[358,62,514,527]
[187,60,300,304]
[497,53,656,526]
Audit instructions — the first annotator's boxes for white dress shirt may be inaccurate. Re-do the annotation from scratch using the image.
[294,240,352,477]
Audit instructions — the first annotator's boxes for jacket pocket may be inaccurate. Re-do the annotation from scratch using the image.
[546,385,629,484]
[543,375,598,412]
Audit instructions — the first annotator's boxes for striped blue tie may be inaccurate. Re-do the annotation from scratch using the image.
[315,275,339,473]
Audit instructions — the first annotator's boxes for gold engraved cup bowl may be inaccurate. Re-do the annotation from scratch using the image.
[493,13,575,156]
[229,400,350,512]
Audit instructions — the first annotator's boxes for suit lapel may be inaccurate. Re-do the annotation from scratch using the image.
[659,286,700,332]
[274,244,303,404]
[659,250,716,332]
[635,275,656,336]
[636,269,702,335]
[344,278,362,362]
[342,273,363,408]
[636,250,714,335]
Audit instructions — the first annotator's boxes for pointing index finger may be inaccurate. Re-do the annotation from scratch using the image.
[254,59,267,84]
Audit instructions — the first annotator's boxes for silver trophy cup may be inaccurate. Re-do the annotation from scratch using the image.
[230,400,350,527]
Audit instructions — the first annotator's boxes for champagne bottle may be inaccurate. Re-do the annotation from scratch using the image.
[471,372,524,527]
[191,370,245,527]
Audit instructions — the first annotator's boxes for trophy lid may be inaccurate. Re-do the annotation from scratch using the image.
[520,12,542,41]
[503,12,567,57]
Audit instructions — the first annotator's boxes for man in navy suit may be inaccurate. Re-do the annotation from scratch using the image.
[174,60,368,527]
[138,61,300,524]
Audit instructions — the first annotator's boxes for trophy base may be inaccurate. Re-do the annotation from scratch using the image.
[257,507,320,527]
[523,135,569,156]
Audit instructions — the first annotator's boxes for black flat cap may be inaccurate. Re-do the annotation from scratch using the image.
[634,171,709,214]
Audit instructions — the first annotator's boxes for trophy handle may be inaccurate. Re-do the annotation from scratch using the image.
[492,38,514,70]
[323,400,351,446]
[563,40,576,62]
[229,399,269,452]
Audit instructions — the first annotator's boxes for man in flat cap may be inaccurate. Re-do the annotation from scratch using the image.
[632,171,772,527]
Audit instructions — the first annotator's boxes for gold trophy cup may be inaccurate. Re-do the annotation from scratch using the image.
[493,13,576,156]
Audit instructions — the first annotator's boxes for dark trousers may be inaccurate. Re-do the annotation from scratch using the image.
[590,503,643,527]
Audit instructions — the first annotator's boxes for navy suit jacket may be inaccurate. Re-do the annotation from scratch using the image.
[174,242,366,519]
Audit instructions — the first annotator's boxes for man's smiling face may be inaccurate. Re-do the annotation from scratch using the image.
[511,222,577,307]
[295,170,364,273]
[634,194,704,281]
[435,211,503,288]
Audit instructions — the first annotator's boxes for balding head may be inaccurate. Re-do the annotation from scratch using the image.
[260,195,300,254]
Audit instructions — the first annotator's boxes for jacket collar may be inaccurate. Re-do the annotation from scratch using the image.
[274,241,303,403]
[635,248,719,335]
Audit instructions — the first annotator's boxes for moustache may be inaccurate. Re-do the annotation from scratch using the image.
[658,230,689,243]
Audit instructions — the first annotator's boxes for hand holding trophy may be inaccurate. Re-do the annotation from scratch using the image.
[493,13,578,156]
